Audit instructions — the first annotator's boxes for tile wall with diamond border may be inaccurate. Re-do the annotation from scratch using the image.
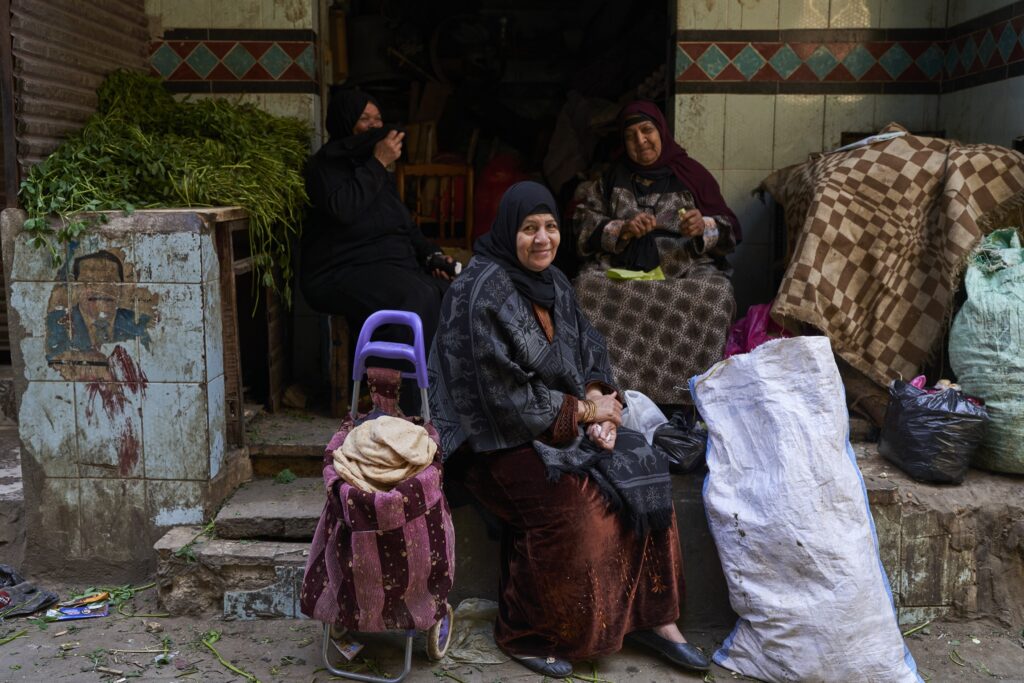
[676,3,1024,93]
[149,29,317,93]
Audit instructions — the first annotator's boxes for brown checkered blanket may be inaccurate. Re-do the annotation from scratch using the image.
[760,125,1024,387]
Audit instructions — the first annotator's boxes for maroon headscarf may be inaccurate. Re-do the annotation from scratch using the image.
[618,101,741,242]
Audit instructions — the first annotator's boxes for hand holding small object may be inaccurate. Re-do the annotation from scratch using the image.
[678,208,704,237]
[623,213,657,240]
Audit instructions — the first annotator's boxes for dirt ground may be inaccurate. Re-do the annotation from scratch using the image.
[1,579,1023,683]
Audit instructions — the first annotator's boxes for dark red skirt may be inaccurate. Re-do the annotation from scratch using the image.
[464,445,684,660]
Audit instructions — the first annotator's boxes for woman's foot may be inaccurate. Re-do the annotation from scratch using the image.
[506,653,574,678]
[627,626,710,672]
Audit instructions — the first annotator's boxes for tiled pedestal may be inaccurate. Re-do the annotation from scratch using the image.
[2,208,251,574]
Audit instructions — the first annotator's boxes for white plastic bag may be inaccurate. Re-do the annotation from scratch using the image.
[620,389,667,445]
[689,337,921,683]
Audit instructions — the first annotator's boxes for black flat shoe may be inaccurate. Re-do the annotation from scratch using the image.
[506,653,574,678]
[627,630,711,672]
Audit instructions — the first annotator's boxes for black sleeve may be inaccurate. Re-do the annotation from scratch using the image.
[404,220,441,265]
[307,156,390,225]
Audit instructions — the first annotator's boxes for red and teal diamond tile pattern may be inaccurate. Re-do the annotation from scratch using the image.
[149,40,316,82]
[676,9,1024,88]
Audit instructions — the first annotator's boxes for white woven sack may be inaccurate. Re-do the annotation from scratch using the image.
[689,336,921,682]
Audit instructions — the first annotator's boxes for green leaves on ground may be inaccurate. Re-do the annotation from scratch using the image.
[274,468,297,484]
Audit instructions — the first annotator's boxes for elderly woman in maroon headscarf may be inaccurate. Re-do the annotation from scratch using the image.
[573,100,739,405]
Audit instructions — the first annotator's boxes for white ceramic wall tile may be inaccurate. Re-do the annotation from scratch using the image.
[999,76,1024,146]
[875,95,928,132]
[155,0,211,28]
[829,0,882,27]
[677,0,729,29]
[961,79,1021,146]
[203,279,225,382]
[938,88,973,142]
[741,0,780,29]
[137,283,206,382]
[261,93,318,132]
[208,0,261,28]
[921,95,941,131]
[261,0,314,29]
[774,95,826,168]
[824,94,876,150]
[144,0,163,39]
[208,374,226,479]
[10,280,65,382]
[779,0,830,28]
[148,480,205,529]
[142,382,209,480]
[37,478,81,556]
[75,381,144,478]
[134,231,203,283]
[70,231,137,279]
[9,232,64,282]
[19,381,78,477]
[723,170,774,245]
[724,94,776,169]
[948,0,1011,26]
[675,93,726,170]
[201,232,220,283]
[880,0,948,28]
[79,479,148,561]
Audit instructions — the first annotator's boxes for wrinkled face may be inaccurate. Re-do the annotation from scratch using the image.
[516,213,560,272]
[353,101,383,134]
[624,120,662,166]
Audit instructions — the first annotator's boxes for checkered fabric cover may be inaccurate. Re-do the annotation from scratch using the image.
[760,125,1024,387]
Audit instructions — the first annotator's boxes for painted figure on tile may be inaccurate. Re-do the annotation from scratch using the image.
[45,249,157,382]
[43,248,158,476]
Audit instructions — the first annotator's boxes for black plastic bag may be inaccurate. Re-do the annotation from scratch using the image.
[878,380,989,484]
[652,412,708,474]
[0,564,58,618]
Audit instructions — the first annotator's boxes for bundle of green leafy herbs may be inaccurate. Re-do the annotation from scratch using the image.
[18,69,310,302]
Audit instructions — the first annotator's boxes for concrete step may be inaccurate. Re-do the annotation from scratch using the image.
[158,443,1024,630]
[214,477,325,540]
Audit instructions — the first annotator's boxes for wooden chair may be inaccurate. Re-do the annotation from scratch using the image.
[328,315,350,419]
[396,163,474,250]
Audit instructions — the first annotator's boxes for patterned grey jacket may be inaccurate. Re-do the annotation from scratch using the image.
[427,256,613,458]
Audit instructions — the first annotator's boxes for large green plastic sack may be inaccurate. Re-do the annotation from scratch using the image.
[949,228,1024,474]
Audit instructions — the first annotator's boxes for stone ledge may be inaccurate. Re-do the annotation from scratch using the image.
[156,442,1024,627]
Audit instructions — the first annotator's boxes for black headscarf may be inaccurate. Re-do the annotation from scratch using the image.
[474,181,560,309]
[322,88,401,159]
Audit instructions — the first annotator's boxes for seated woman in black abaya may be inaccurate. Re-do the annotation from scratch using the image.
[301,89,454,409]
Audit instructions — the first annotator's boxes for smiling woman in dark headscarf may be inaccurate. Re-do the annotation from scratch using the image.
[301,89,453,410]
[573,100,739,405]
[428,181,710,679]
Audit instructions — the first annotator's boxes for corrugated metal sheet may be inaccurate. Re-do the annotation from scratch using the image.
[10,0,149,174]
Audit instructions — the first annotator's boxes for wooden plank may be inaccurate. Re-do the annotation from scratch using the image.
[215,220,246,447]
[1,0,18,207]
